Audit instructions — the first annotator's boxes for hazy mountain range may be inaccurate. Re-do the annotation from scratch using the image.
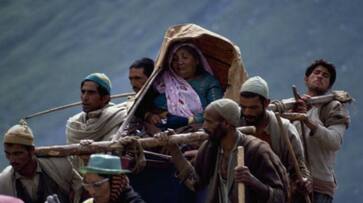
[0,0,362,201]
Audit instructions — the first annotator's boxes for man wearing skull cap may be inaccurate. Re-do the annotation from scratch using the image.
[165,98,289,203]
[0,120,82,203]
[239,76,312,202]
[66,73,128,144]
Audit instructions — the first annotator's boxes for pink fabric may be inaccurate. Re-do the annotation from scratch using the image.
[154,43,214,118]
[0,195,24,203]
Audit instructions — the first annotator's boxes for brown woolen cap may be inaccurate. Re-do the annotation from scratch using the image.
[3,120,34,146]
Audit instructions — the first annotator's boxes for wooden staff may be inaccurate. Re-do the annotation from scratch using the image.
[24,92,135,120]
[35,126,256,157]
[275,113,311,203]
[237,146,245,203]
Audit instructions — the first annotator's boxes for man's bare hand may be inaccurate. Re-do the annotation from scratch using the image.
[235,165,258,186]
[80,139,94,146]
[155,129,181,156]
[235,165,269,196]
[146,113,163,125]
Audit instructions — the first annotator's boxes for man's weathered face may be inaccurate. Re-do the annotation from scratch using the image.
[239,96,266,125]
[202,107,226,144]
[81,81,109,113]
[4,144,34,172]
[305,65,331,94]
[129,67,148,93]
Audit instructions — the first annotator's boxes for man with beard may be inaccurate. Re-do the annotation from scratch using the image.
[0,121,82,203]
[239,76,312,202]
[165,98,289,203]
[292,59,350,203]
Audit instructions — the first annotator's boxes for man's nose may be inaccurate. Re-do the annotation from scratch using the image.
[243,108,253,115]
[202,122,207,130]
[81,93,89,101]
[317,72,325,79]
[7,155,15,162]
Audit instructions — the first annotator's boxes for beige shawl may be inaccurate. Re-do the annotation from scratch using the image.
[66,103,128,144]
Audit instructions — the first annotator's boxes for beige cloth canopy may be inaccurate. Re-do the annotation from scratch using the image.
[153,23,248,101]
[117,23,248,136]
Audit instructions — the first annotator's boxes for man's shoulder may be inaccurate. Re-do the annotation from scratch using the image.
[318,99,350,127]
[266,110,296,130]
[0,166,13,180]
[67,111,84,123]
[38,157,73,172]
[0,166,14,193]
[240,134,272,154]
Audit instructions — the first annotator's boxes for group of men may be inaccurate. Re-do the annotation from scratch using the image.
[0,58,350,203]
[0,58,154,203]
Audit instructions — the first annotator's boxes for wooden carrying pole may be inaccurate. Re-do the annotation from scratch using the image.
[24,92,135,120]
[268,90,352,113]
[35,126,256,157]
[275,113,311,203]
[237,146,245,203]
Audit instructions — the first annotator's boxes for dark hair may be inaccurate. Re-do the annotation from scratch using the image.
[305,59,336,87]
[80,81,110,97]
[129,57,154,77]
[240,91,267,104]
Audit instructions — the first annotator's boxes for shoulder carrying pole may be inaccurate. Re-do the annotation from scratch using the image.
[275,113,311,203]
[24,92,135,120]
[35,126,256,157]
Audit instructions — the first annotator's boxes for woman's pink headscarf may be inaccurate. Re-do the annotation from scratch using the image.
[153,43,214,118]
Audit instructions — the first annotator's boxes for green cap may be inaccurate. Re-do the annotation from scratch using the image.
[83,73,112,94]
[80,154,130,175]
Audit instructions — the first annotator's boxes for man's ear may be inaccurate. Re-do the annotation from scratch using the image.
[102,95,111,104]
[28,146,35,156]
[222,120,232,129]
[304,76,308,85]
[263,99,271,108]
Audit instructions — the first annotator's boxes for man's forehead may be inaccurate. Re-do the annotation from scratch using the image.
[240,96,261,105]
[313,65,331,74]
[82,81,99,90]
[205,106,221,120]
[129,67,146,76]
[4,144,27,151]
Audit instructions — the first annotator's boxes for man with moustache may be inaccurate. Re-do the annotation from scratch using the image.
[66,73,127,144]
[165,98,289,203]
[292,59,350,202]
[239,76,311,202]
[0,121,82,203]
[128,57,154,93]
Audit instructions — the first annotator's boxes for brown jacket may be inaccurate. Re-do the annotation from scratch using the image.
[194,132,289,203]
